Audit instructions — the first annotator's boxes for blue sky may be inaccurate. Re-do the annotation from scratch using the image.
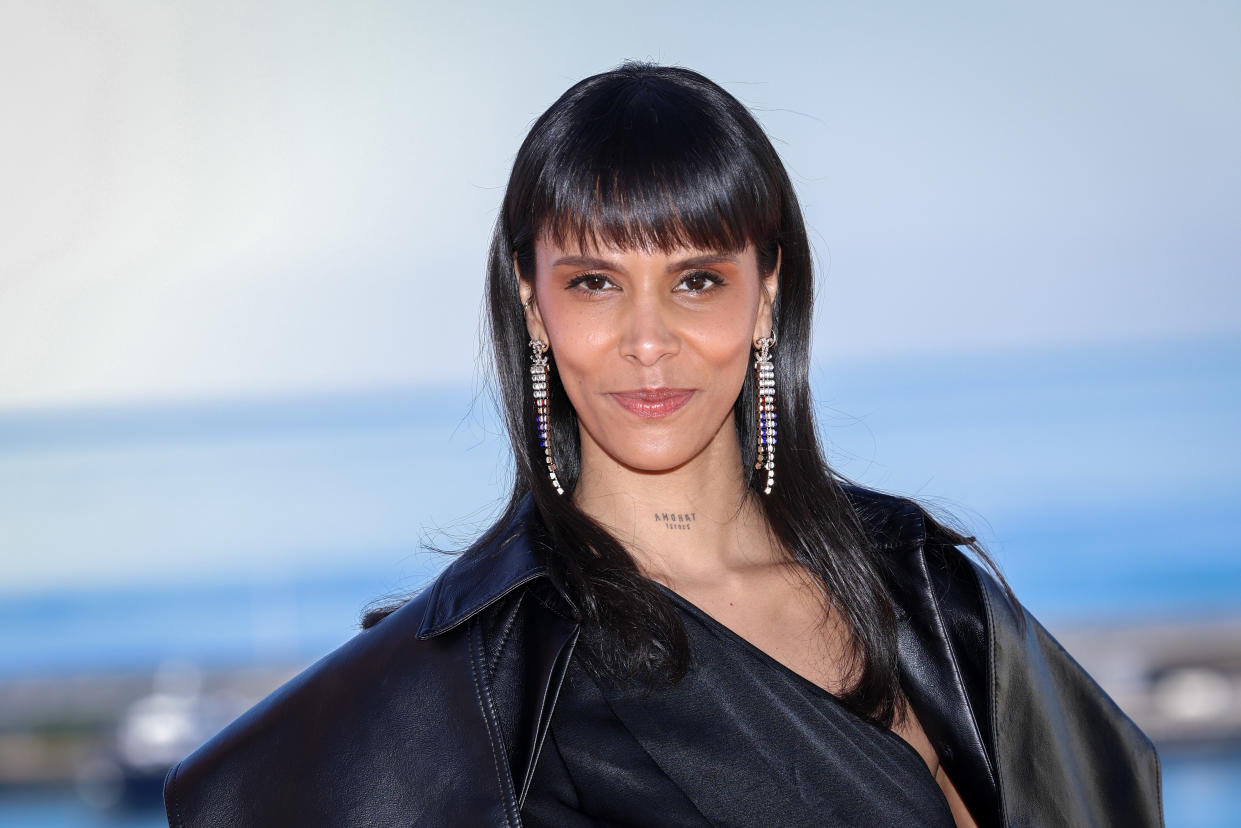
[0,2,1237,609]
[1,0,1237,408]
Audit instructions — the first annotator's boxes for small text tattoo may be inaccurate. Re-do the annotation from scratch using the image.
[654,512,696,531]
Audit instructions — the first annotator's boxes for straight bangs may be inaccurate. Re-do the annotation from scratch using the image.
[512,79,783,259]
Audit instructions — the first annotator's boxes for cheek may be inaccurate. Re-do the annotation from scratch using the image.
[538,305,607,395]
[684,306,758,374]
[544,316,604,364]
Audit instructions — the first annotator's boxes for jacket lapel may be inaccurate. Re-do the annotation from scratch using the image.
[413,496,584,817]
[866,493,1004,826]
[482,581,581,809]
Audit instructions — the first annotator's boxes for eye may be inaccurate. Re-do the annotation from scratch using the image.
[566,273,616,293]
[675,271,725,294]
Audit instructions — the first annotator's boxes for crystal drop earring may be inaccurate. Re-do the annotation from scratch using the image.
[753,334,777,495]
[529,339,564,495]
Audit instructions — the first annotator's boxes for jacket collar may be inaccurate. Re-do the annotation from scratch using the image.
[416,494,574,639]
[415,485,941,639]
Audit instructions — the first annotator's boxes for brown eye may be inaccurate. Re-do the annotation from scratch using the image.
[676,271,724,294]
[567,273,615,292]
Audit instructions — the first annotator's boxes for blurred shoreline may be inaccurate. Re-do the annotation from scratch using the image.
[0,662,302,788]
[1053,614,1241,747]
[3,613,1239,788]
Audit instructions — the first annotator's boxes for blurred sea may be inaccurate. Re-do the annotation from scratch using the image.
[0,336,1237,826]
[1,509,1238,678]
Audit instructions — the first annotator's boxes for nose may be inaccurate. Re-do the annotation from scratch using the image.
[618,294,680,366]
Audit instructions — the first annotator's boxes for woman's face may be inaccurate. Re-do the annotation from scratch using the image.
[519,234,778,476]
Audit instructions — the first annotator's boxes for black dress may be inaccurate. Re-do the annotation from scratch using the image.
[522,582,955,827]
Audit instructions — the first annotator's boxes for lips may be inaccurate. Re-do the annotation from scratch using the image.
[609,388,695,419]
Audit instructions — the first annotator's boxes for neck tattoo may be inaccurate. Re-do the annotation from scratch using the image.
[654,512,696,531]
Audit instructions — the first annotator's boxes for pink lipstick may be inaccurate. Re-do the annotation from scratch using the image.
[610,389,694,419]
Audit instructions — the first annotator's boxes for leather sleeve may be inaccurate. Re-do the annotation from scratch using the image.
[912,534,1164,827]
[161,587,512,828]
[965,548,1164,827]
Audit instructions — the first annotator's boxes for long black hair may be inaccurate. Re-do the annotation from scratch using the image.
[365,62,992,727]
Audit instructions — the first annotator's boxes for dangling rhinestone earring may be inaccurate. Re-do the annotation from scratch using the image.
[753,334,777,495]
[529,339,565,495]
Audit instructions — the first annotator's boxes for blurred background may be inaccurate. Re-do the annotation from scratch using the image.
[1,0,1237,825]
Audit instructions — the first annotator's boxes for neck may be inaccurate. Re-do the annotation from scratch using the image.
[570,415,778,584]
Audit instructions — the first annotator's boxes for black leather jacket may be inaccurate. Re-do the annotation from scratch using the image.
[163,485,1163,827]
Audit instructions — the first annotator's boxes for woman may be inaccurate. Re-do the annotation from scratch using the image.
[163,63,1162,827]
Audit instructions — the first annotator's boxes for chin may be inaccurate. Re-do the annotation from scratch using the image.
[590,433,702,474]
[616,454,692,474]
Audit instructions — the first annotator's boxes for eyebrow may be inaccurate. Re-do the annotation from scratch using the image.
[550,253,740,274]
